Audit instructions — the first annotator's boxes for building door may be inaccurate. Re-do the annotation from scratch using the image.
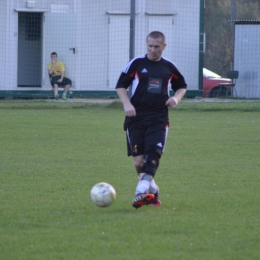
[43,13,76,88]
[17,12,43,87]
[108,15,130,89]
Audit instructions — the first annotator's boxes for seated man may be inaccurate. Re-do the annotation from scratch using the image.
[47,52,72,100]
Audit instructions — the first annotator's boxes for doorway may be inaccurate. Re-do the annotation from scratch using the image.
[18,12,42,87]
[43,13,76,89]
[108,15,130,89]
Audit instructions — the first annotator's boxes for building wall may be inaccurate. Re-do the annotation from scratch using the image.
[171,0,200,90]
[0,0,200,92]
[0,1,7,89]
[1,1,18,90]
[78,0,200,91]
[78,1,112,90]
[16,0,74,12]
[235,23,260,98]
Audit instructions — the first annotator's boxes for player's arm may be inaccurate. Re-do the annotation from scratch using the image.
[48,67,54,75]
[48,61,56,75]
[116,59,137,117]
[166,67,187,108]
[59,71,65,81]
[166,88,186,108]
[57,62,66,82]
[116,88,136,117]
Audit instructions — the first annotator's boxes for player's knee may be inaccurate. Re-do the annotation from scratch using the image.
[141,146,162,177]
[141,173,153,182]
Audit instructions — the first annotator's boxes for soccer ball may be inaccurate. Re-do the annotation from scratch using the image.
[90,182,116,207]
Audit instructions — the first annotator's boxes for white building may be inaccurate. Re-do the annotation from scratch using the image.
[0,0,202,98]
[234,21,260,98]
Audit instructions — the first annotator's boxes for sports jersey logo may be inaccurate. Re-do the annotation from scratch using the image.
[149,79,161,87]
[141,68,148,73]
[147,77,162,94]
[132,145,138,154]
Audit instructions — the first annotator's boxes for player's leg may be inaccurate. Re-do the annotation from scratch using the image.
[64,84,71,94]
[133,155,158,207]
[61,85,69,100]
[51,76,60,99]
[131,146,160,195]
[61,78,72,100]
[133,152,160,204]
[53,84,59,99]
[133,155,143,175]
[126,126,155,208]
[134,144,161,198]
[140,124,169,207]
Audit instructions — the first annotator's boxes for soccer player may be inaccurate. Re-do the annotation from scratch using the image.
[47,52,72,100]
[115,31,187,209]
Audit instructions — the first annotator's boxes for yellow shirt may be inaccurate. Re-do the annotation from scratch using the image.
[47,61,65,77]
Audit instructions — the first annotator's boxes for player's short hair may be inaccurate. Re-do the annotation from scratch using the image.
[51,52,57,57]
[146,31,165,44]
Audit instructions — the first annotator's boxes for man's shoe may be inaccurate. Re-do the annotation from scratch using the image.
[62,94,67,100]
[132,193,155,209]
[150,190,161,207]
[55,94,59,100]
[150,196,161,207]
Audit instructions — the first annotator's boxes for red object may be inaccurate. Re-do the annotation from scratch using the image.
[203,68,232,97]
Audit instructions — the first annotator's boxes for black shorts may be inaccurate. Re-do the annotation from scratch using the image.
[51,76,72,87]
[126,122,169,157]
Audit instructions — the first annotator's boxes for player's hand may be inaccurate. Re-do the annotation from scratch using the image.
[58,78,63,82]
[165,96,179,108]
[123,103,136,117]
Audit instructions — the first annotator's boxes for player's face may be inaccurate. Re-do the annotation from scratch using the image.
[51,55,57,62]
[146,37,166,61]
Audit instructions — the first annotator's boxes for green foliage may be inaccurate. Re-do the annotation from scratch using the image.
[0,100,260,260]
[237,1,260,20]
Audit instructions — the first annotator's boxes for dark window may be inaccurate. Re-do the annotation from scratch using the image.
[26,13,41,41]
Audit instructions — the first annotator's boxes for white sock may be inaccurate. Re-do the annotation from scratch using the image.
[149,179,158,194]
[135,180,150,195]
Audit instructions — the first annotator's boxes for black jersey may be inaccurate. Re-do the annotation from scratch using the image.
[116,54,187,127]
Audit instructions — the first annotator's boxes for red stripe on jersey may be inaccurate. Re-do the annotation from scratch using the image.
[171,74,179,79]
[130,71,140,81]
[136,71,140,80]
[130,71,136,78]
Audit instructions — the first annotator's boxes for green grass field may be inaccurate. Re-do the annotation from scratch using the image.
[0,100,259,260]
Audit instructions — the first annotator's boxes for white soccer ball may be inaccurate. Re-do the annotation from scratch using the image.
[90,182,116,207]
